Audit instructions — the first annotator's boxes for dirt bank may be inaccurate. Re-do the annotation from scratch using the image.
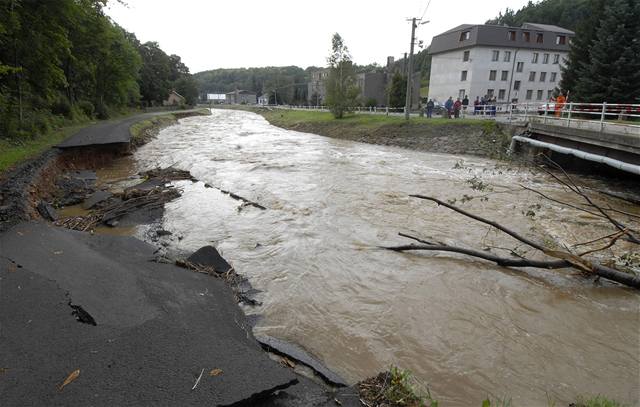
[214,106,525,159]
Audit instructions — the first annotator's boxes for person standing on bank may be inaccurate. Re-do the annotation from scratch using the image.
[462,95,469,116]
[444,97,454,119]
[426,99,434,118]
[453,98,462,118]
[555,91,566,117]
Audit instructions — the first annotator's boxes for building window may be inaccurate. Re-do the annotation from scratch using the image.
[508,31,516,41]
[516,62,524,72]
[489,70,497,81]
[547,90,553,99]
[553,54,560,64]
[532,53,539,63]
[543,53,549,64]
[523,31,531,42]
[459,89,466,99]
[556,35,566,45]
[540,72,547,82]
[536,33,544,43]
[550,72,557,82]
[498,89,506,100]
[504,51,511,62]
[514,80,521,90]
[460,31,470,41]
[492,50,500,61]
[526,90,533,100]
[487,89,495,98]
[463,50,470,61]
[501,70,509,81]
[461,70,467,81]
[537,90,544,100]
[529,71,536,81]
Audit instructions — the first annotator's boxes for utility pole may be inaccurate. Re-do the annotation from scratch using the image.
[404,18,417,120]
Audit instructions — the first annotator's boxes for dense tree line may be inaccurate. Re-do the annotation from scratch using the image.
[0,0,197,140]
[193,66,310,105]
[486,0,591,32]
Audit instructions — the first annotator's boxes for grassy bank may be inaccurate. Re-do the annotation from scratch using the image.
[0,122,94,173]
[216,106,517,159]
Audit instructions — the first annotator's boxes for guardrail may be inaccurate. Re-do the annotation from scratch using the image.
[259,102,640,135]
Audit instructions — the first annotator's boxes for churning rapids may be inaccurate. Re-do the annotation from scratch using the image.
[103,109,639,406]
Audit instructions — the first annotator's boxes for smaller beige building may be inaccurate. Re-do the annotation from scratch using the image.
[163,90,186,106]
[225,90,257,104]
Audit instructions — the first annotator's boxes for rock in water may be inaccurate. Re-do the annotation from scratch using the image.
[187,246,232,274]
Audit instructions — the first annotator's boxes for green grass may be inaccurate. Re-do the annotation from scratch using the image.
[129,108,211,142]
[262,109,484,128]
[573,395,627,407]
[0,122,94,173]
[129,114,177,142]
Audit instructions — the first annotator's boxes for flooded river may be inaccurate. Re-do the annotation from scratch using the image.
[111,109,638,405]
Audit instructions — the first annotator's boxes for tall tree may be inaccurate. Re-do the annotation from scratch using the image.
[559,0,605,95]
[387,72,406,108]
[325,33,359,119]
[572,0,640,102]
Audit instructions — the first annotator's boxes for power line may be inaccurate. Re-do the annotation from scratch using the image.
[419,0,432,21]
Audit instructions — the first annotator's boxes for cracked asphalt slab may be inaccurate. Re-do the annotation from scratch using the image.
[0,222,299,406]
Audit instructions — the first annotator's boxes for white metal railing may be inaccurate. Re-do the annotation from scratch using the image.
[260,102,640,135]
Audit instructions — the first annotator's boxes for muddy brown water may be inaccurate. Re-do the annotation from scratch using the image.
[99,109,639,406]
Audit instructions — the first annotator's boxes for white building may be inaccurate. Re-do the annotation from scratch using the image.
[206,93,226,104]
[428,23,574,104]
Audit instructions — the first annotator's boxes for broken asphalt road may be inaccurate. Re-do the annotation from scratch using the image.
[0,222,297,406]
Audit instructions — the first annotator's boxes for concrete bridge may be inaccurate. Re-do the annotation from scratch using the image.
[502,102,640,175]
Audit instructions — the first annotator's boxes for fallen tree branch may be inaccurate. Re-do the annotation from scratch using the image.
[409,194,546,252]
[399,195,640,289]
[577,230,627,257]
[519,184,603,218]
[386,243,568,268]
[386,242,640,289]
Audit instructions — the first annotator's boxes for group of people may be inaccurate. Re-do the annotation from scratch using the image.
[423,90,569,119]
[473,95,498,116]
[424,96,469,119]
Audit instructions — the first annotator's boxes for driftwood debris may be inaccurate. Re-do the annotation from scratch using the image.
[386,195,640,289]
[219,188,266,210]
[55,170,184,231]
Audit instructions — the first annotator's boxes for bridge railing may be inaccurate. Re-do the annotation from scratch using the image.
[471,101,640,135]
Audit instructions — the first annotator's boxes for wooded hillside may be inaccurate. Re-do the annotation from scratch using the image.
[0,0,197,140]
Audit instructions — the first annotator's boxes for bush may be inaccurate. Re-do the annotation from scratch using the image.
[365,98,378,108]
[33,113,52,135]
[51,97,72,117]
[77,100,94,118]
[95,102,109,119]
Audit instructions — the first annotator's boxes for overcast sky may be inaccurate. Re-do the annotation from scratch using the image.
[105,0,532,73]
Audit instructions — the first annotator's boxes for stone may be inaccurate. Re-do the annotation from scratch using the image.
[186,245,232,274]
[82,190,113,210]
[36,201,57,221]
